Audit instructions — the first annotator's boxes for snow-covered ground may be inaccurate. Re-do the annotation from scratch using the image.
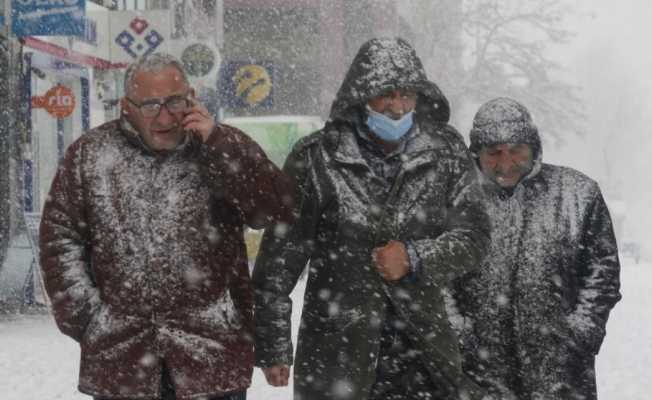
[594,257,651,399]
[0,258,648,400]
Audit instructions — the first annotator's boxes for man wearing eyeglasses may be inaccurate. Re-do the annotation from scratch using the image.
[39,53,294,400]
[253,38,490,400]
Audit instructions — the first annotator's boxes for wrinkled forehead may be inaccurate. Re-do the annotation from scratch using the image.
[128,67,190,99]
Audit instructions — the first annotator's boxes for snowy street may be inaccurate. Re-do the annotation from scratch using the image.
[0,275,306,400]
[0,257,648,400]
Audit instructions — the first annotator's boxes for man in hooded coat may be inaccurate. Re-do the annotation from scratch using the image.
[253,38,490,400]
[450,97,621,400]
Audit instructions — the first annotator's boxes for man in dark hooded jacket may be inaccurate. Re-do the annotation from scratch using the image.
[253,38,490,400]
[450,97,621,400]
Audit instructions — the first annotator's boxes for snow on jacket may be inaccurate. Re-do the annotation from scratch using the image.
[451,113,622,399]
[253,37,490,400]
[39,119,293,400]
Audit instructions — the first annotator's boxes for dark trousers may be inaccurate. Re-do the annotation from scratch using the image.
[94,363,246,400]
[369,311,447,400]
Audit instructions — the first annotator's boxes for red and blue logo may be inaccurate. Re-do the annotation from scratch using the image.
[114,17,164,60]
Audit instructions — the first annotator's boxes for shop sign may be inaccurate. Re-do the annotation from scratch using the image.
[218,61,275,109]
[109,11,170,64]
[12,0,86,37]
[32,84,76,119]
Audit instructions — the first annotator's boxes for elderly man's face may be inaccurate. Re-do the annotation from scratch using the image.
[121,66,192,151]
[367,89,417,120]
[478,143,534,188]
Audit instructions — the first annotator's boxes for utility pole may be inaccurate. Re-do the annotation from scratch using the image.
[1,0,26,272]
[0,0,11,272]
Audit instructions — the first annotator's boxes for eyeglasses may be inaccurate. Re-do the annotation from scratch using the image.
[127,93,191,118]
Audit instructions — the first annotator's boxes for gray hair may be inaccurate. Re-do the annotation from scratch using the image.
[123,52,190,97]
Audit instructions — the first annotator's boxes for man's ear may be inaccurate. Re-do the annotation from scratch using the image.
[120,97,136,119]
[120,97,129,113]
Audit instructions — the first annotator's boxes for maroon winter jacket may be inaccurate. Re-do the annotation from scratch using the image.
[39,119,293,399]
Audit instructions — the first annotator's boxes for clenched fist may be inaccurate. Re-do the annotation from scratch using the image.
[262,364,290,387]
[372,240,410,281]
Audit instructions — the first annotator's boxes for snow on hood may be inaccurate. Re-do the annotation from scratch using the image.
[329,37,450,124]
[469,97,542,157]
[469,97,544,187]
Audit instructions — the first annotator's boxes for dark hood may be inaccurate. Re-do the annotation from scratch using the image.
[469,97,543,190]
[469,97,542,158]
[329,37,450,124]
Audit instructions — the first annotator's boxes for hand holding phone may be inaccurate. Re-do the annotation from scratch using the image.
[182,98,215,143]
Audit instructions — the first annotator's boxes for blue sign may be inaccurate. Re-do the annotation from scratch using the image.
[0,15,4,26]
[12,0,86,37]
[75,16,96,45]
[218,61,275,109]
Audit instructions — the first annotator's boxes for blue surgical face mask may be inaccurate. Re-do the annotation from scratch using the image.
[366,108,414,142]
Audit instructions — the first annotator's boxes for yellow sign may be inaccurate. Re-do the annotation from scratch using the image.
[233,64,272,106]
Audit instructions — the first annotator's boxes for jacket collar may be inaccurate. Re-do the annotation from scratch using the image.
[328,119,447,172]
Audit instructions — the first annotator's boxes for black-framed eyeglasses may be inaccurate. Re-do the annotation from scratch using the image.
[127,93,191,118]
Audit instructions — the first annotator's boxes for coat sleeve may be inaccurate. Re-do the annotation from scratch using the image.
[410,126,491,284]
[229,243,254,334]
[251,139,320,367]
[39,140,101,342]
[567,188,622,355]
[199,124,294,229]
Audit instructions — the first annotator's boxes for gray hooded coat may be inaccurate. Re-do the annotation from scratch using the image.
[451,98,621,400]
[253,38,490,400]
